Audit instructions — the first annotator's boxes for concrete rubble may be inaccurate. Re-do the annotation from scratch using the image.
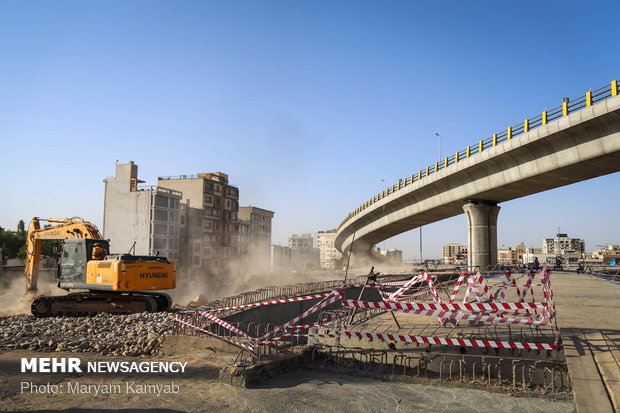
[0,311,174,356]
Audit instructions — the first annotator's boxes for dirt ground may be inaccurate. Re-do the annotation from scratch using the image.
[0,348,573,413]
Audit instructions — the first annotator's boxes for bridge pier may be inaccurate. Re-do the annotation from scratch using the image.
[463,201,500,271]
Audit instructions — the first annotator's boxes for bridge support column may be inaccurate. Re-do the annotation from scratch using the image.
[463,201,500,271]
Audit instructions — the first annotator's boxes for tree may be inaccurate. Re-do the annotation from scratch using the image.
[0,220,61,262]
[0,227,26,260]
[0,220,28,261]
[17,219,25,235]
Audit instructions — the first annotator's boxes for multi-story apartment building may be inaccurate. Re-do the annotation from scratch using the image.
[287,234,320,270]
[157,172,239,274]
[381,248,403,263]
[497,247,519,265]
[103,162,182,263]
[442,243,466,264]
[238,206,274,271]
[316,230,342,269]
[270,245,292,273]
[543,233,585,255]
[289,234,314,250]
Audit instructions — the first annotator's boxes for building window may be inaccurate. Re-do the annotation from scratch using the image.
[154,223,167,235]
[153,238,166,250]
[154,209,167,221]
[154,195,168,208]
[204,208,220,217]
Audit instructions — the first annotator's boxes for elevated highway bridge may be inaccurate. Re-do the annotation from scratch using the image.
[335,81,620,269]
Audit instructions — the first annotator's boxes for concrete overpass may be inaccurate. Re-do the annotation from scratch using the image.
[335,81,620,269]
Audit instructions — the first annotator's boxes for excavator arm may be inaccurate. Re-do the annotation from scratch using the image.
[24,217,102,293]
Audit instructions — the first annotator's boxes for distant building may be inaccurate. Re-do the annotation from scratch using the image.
[270,244,320,273]
[592,245,620,260]
[238,206,274,271]
[522,251,555,266]
[289,234,314,250]
[442,243,467,264]
[497,247,518,265]
[103,162,182,262]
[316,230,342,269]
[287,233,319,270]
[380,248,403,263]
[543,233,585,255]
[514,243,526,263]
[270,245,292,273]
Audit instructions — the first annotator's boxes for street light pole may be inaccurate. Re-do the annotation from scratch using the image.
[435,133,442,163]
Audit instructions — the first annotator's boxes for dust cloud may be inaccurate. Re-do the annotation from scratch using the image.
[168,250,418,308]
[169,249,349,307]
[0,269,64,316]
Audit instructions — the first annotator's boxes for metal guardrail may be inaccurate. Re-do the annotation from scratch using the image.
[339,80,619,230]
[195,275,367,313]
[584,266,620,283]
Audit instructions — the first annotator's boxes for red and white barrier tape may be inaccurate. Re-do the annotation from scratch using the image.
[386,274,422,301]
[209,292,332,312]
[395,289,432,300]
[343,298,547,313]
[401,308,550,326]
[256,328,556,350]
[448,273,468,303]
[196,310,252,340]
[465,272,493,303]
[172,316,255,352]
[258,292,343,340]
[379,280,417,287]
[341,330,556,350]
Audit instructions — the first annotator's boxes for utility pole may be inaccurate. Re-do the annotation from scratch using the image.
[419,225,423,265]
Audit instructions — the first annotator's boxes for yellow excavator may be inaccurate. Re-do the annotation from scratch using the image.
[24,217,176,317]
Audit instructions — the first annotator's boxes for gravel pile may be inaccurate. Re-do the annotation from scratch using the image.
[0,311,178,356]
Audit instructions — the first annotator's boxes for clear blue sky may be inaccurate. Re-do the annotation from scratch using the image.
[1,1,619,259]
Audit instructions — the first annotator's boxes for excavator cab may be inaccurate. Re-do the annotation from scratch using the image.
[57,239,110,290]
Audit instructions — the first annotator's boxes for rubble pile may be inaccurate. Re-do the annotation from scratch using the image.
[0,312,175,356]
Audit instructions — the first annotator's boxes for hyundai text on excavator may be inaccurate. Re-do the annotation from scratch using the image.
[24,217,176,317]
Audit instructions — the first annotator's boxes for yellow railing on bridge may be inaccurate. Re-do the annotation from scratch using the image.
[338,80,619,231]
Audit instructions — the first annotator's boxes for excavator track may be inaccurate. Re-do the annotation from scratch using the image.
[31,292,172,317]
